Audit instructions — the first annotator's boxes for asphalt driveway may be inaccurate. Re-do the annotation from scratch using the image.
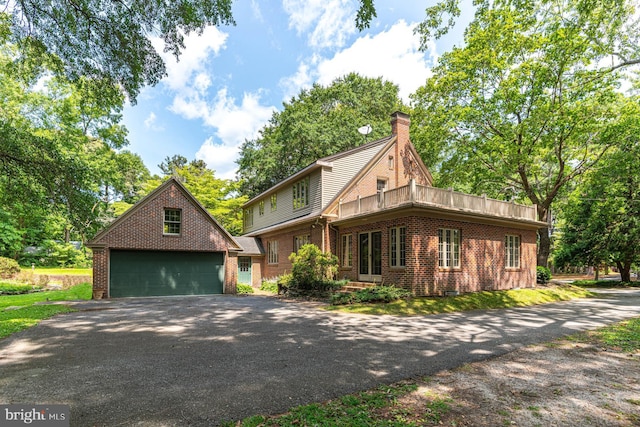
[1,290,639,426]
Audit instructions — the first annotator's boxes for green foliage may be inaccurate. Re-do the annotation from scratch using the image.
[3,3,235,101]
[0,219,22,258]
[555,112,640,282]
[237,73,404,197]
[328,286,594,316]
[332,285,411,305]
[0,283,37,295]
[42,241,89,268]
[409,0,639,266]
[288,244,339,291]
[536,266,552,284]
[236,283,254,294]
[0,256,20,278]
[259,279,279,294]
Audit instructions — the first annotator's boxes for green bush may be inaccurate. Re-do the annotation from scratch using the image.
[236,283,254,294]
[260,279,278,294]
[331,285,411,305]
[287,244,338,295]
[43,241,90,268]
[536,266,552,284]
[0,283,39,295]
[0,256,20,279]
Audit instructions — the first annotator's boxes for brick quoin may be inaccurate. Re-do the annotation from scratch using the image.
[89,180,239,298]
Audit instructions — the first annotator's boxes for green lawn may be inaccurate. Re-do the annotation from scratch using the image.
[22,267,92,276]
[0,283,92,339]
[327,285,594,316]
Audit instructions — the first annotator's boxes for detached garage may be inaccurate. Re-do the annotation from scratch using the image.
[88,178,242,299]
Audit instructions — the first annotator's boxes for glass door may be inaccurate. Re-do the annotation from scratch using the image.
[358,231,382,282]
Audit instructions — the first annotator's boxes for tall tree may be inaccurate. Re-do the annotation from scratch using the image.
[555,99,640,281]
[0,19,131,245]
[2,2,234,101]
[409,0,637,266]
[237,73,404,197]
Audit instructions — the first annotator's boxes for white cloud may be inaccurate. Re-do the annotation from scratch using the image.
[315,20,435,102]
[151,26,228,91]
[143,112,164,131]
[173,88,274,179]
[283,0,356,49]
[279,61,314,101]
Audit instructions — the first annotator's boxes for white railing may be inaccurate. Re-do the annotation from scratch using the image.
[338,180,538,222]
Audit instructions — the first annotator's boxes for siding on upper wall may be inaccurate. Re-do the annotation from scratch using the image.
[321,140,390,206]
[244,170,321,233]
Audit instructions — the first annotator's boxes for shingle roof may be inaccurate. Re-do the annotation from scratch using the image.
[233,236,265,255]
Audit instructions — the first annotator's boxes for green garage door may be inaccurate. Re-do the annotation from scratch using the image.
[110,250,224,297]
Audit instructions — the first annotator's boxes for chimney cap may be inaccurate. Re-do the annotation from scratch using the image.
[390,111,410,121]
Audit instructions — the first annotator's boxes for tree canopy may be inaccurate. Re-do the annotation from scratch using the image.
[2,1,235,101]
[555,99,640,281]
[237,73,404,197]
[408,0,639,266]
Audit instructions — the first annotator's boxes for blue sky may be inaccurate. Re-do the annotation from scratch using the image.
[122,1,471,179]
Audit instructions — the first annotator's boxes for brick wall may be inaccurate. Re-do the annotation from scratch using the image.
[337,214,537,296]
[89,180,238,298]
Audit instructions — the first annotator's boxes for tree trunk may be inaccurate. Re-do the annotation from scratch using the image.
[594,266,599,280]
[616,260,632,282]
[537,227,550,267]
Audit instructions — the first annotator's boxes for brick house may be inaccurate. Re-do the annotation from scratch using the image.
[89,111,544,298]
[240,112,544,295]
[87,178,242,298]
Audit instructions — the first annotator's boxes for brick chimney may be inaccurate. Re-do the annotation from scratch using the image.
[390,111,410,143]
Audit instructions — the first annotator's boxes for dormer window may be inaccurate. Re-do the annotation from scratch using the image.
[163,209,181,235]
[292,177,309,210]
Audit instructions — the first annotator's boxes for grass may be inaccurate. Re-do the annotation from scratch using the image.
[221,383,426,427]
[571,279,639,288]
[21,267,92,276]
[569,316,640,352]
[0,282,39,294]
[327,285,594,316]
[0,283,92,339]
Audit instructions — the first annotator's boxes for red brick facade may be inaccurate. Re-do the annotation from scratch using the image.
[250,112,541,296]
[335,214,537,296]
[89,179,240,298]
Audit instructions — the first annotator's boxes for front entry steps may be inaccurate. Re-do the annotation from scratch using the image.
[339,281,378,293]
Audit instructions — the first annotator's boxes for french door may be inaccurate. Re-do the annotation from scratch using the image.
[359,231,382,282]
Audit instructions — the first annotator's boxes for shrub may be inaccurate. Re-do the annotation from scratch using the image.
[331,285,411,305]
[42,241,90,268]
[0,283,39,295]
[260,279,278,294]
[15,270,50,287]
[0,256,20,279]
[537,266,552,284]
[288,244,338,294]
[236,283,254,294]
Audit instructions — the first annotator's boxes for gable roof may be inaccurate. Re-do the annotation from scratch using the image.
[88,177,241,250]
[321,135,434,216]
[243,135,393,207]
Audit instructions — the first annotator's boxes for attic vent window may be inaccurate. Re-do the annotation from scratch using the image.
[163,209,181,235]
[388,155,394,170]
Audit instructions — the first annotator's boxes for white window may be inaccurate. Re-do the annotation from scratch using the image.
[270,193,277,211]
[390,226,406,267]
[243,207,253,229]
[341,234,352,267]
[505,235,520,268]
[438,228,460,268]
[293,234,310,252]
[292,177,310,209]
[163,209,181,235]
[268,241,278,264]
